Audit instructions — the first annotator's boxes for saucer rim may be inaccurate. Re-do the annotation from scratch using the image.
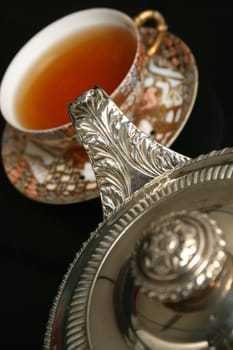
[163,33,198,148]
[139,27,198,148]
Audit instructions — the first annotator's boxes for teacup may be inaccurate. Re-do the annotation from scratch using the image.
[0,7,167,204]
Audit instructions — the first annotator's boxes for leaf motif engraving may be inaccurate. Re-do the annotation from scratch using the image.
[69,87,189,218]
[69,90,133,217]
[115,121,186,178]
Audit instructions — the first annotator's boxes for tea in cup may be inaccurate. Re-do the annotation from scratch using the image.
[0,7,167,204]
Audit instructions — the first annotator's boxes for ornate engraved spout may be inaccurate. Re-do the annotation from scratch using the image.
[69,87,188,219]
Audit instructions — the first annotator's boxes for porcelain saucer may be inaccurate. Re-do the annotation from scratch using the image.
[1,28,198,205]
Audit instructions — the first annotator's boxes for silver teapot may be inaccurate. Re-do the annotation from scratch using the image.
[44,87,233,350]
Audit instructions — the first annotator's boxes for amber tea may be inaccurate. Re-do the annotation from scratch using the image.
[15,25,136,130]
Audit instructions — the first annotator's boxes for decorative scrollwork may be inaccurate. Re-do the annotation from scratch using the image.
[69,87,188,219]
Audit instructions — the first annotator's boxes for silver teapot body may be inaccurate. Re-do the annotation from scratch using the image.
[44,88,233,350]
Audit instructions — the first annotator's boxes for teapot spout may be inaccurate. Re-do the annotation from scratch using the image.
[69,86,189,220]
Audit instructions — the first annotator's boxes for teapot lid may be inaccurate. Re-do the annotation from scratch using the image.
[131,210,226,303]
[44,88,233,350]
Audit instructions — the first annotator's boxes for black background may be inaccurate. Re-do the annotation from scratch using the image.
[0,1,232,348]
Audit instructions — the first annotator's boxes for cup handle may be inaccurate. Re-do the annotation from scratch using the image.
[134,10,168,57]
